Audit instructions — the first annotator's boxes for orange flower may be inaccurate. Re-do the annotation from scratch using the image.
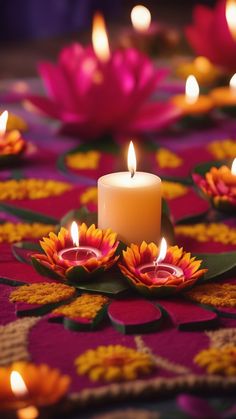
[32,223,119,281]
[0,361,70,410]
[119,242,207,297]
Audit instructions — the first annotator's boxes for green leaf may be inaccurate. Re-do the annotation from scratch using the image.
[71,270,129,296]
[194,251,236,281]
[59,207,97,229]
[0,277,26,287]
[162,174,193,185]
[65,265,104,282]
[12,241,42,264]
[31,257,63,281]
[193,159,230,177]
[161,212,175,245]
[0,203,59,225]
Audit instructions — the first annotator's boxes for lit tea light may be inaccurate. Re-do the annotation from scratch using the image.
[139,238,183,285]
[0,110,8,137]
[226,0,236,41]
[171,75,214,115]
[231,158,236,175]
[92,12,110,62]
[98,141,162,245]
[210,73,236,106]
[58,221,102,265]
[131,5,151,32]
[10,371,38,419]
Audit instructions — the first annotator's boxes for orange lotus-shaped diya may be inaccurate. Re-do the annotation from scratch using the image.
[0,111,26,161]
[0,361,70,411]
[193,159,236,212]
[32,222,119,282]
[119,239,207,297]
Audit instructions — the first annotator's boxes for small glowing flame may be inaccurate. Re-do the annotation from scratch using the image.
[10,371,28,397]
[226,0,236,41]
[231,158,236,175]
[185,75,199,104]
[71,221,79,247]
[127,141,136,178]
[156,238,167,264]
[0,110,8,136]
[230,73,236,89]
[92,12,110,62]
[131,5,151,32]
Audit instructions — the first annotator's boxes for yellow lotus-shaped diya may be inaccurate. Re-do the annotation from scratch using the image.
[0,111,26,165]
[193,160,236,213]
[0,361,70,410]
[32,223,119,282]
[119,241,207,297]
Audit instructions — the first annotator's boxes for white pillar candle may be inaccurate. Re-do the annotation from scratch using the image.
[98,142,162,245]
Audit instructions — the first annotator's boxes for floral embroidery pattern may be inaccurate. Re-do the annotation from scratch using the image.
[52,294,108,320]
[0,179,71,200]
[206,329,236,349]
[175,223,236,245]
[80,187,98,206]
[162,182,188,200]
[208,139,236,160]
[75,345,155,382]
[194,346,236,376]
[156,148,183,168]
[10,283,75,305]
[0,222,56,243]
[66,151,101,170]
[186,283,236,307]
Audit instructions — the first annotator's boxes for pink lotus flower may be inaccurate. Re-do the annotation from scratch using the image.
[27,44,180,139]
[186,0,236,72]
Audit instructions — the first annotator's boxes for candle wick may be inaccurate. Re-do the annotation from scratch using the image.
[130,169,135,178]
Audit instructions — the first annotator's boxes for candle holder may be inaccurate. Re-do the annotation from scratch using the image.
[193,159,236,213]
[0,111,26,166]
[119,242,207,297]
[0,361,70,414]
[31,223,119,283]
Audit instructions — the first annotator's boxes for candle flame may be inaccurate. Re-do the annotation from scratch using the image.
[185,75,199,104]
[231,158,236,175]
[10,371,28,397]
[230,73,236,89]
[92,12,110,62]
[0,110,8,136]
[71,221,79,247]
[128,141,136,178]
[156,237,167,264]
[226,0,236,41]
[131,5,151,32]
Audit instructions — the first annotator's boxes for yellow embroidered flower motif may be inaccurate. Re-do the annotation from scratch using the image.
[66,151,101,170]
[53,294,108,319]
[75,345,155,382]
[162,181,188,200]
[0,223,56,243]
[208,139,236,160]
[10,283,75,305]
[80,187,98,205]
[175,223,236,245]
[156,148,183,168]
[186,283,236,307]
[194,346,236,376]
[0,179,71,200]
